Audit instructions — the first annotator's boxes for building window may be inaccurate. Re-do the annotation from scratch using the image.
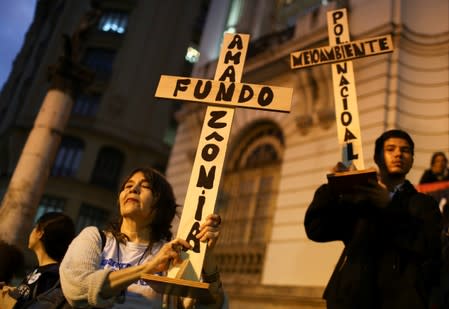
[82,48,116,77]
[51,136,84,177]
[76,203,109,233]
[98,10,128,34]
[215,122,284,284]
[90,147,124,190]
[34,195,65,222]
[73,93,100,116]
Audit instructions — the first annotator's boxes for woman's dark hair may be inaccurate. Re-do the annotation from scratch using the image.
[35,212,76,262]
[107,167,179,244]
[431,152,448,166]
[374,129,414,166]
[0,239,24,283]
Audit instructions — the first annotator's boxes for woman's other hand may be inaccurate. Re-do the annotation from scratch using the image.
[196,214,221,249]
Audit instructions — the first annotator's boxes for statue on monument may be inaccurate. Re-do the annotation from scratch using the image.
[49,0,101,93]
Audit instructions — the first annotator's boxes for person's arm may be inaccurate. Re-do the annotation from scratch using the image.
[102,238,191,298]
[304,184,360,243]
[59,226,115,308]
[60,226,192,307]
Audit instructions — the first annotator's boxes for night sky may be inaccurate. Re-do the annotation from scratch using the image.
[0,0,36,90]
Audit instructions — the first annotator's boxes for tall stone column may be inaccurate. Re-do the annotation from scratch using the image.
[0,4,99,246]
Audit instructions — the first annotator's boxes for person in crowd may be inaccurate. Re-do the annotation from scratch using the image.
[60,167,225,308]
[439,202,449,308]
[304,129,442,309]
[419,151,449,184]
[0,240,24,285]
[0,212,75,308]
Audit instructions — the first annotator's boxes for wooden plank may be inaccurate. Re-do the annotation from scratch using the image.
[167,33,251,282]
[155,75,292,113]
[141,274,215,303]
[290,35,393,69]
[168,105,235,281]
[290,8,394,169]
[327,8,366,169]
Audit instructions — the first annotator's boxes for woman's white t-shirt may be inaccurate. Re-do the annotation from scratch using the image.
[100,234,165,308]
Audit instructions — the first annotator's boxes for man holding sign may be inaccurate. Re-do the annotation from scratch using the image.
[305,130,442,308]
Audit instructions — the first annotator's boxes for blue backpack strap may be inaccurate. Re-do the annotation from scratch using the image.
[17,279,68,309]
[97,227,106,251]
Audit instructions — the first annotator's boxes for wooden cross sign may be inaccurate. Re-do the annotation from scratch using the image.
[290,8,393,189]
[141,33,293,302]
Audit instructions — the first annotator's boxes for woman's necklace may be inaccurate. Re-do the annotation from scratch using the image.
[114,237,151,303]
[115,237,151,269]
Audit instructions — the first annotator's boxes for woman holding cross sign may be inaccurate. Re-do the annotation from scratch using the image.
[60,167,225,308]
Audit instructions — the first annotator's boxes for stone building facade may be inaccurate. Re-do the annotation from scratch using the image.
[165,0,449,307]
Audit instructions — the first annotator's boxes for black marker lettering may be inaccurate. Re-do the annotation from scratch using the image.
[341,111,352,126]
[238,84,254,103]
[185,222,201,253]
[224,51,241,65]
[201,144,220,161]
[216,82,235,101]
[197,165,216,189]
[205,131,224,142]
[228,34,243,50]
[208,111,227,128]
[173,79,191,96]
[344,128,357,141]
[219,66,236,82]
[195,195,205,221]
[345,142,359,160]
[193,80,212,99]
[258,87,274,106]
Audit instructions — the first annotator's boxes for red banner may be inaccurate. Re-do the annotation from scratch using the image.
[416,181,449,212]
[416,181,449,193]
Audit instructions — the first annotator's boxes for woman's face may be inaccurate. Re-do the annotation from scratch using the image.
[119,171,156,223]
[432,154,447,174]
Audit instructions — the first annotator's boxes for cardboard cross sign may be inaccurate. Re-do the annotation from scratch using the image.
[142,33,293,301]
[290,8,393,169]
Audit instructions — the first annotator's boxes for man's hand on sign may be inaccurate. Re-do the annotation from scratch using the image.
[331,161,358,173]
[356,178,390,209]
[340,177,390,208]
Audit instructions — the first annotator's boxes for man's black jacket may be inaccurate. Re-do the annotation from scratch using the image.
[305,180,442,309]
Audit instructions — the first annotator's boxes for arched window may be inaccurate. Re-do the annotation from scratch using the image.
[90,146,124,190]
[215,122,284,284]
[51,136,84,177]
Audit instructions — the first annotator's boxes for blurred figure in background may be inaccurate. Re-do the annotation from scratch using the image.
[0,240,25,285]
[420,152,449,184]
[0,212,75,308]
